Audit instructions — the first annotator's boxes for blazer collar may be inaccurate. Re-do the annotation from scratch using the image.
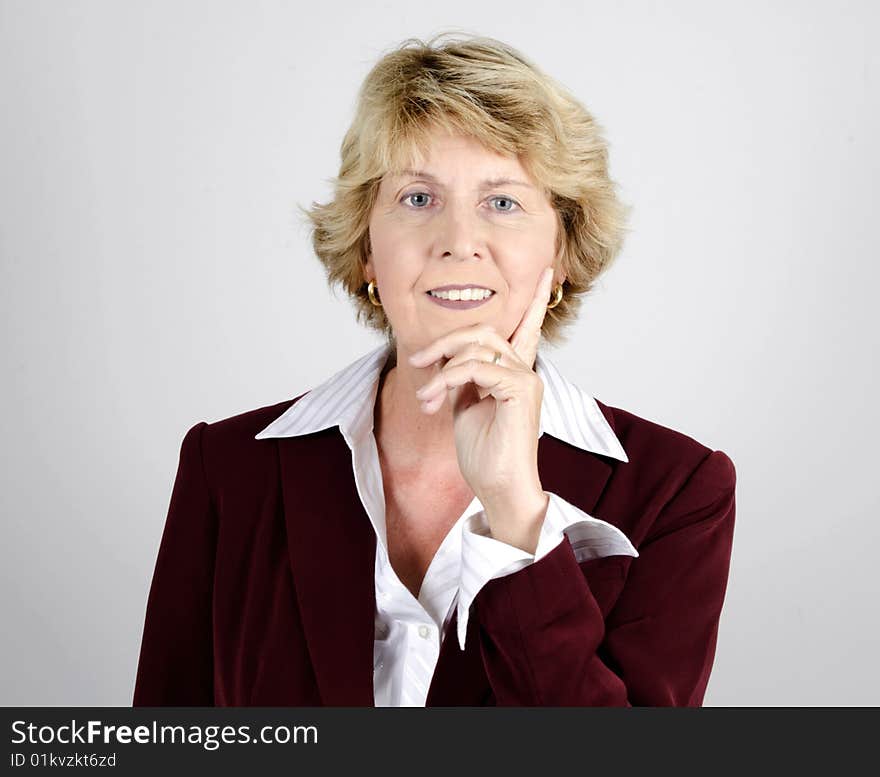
[255,341,628,462]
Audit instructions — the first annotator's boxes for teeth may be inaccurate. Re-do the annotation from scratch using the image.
[429,288,493,301]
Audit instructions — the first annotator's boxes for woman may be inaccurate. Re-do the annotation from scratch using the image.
[133,33,736,707]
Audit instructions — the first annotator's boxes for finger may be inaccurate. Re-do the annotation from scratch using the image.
[425,359,527,405]
[409,324,523,371]
[416,339,529,401]
[419,380,481,411]
[509,266,554,364]
[420,392,445,414]
[419,373,470,414]
[416,342,512,401]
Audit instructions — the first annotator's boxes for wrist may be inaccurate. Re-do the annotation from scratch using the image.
[483,488,549,555]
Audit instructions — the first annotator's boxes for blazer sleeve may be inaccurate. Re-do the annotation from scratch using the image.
[133,421,218,706]
[472,449,737,706]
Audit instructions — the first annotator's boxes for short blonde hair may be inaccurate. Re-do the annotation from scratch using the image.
[300,32,631,348]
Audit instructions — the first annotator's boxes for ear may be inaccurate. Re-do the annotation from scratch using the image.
[552,261,566,287]
[363,233,374,280]
[552,246,566,285]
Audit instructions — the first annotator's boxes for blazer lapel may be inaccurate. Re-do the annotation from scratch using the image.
[278,429,377,706]
[425,434,615,705]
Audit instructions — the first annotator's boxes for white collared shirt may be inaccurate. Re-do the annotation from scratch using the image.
[255,342,638,706]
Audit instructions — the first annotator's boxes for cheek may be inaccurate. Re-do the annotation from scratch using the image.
[519,228,556,260]
[491,285,529,332]
[368,240,421,291]
[368,229,401,260]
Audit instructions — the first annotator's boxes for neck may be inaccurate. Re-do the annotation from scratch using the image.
[374,345,461,475]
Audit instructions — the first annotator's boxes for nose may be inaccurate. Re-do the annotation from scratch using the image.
[433,199,487,261]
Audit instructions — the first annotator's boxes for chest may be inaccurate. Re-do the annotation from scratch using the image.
[382,472,475,600]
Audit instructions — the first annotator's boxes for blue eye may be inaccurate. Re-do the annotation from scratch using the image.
[490,196,520,212]
[400,192,521,212]
[402,192,432,208]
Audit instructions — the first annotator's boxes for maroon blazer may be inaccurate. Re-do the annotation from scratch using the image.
[133,393,736,706]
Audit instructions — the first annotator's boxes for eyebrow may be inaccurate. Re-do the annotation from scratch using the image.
[392,168,534,190]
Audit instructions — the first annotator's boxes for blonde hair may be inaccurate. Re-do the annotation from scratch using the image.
[300,32,631,348]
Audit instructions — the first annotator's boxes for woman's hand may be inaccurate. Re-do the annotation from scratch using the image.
[407,266,555,551]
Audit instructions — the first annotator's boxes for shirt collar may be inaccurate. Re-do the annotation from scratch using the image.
[254,341,628,462]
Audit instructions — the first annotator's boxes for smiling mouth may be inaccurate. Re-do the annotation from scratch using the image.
[425,290,496,310]
[426,288,495,299]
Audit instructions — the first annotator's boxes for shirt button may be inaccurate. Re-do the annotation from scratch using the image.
[418,625,431,639]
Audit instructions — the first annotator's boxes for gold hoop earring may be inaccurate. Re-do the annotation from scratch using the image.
[546,283,564,309]
[367,280,382,307]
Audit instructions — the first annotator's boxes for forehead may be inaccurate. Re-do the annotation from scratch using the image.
[387,127,527,177]
[384,140,536,191]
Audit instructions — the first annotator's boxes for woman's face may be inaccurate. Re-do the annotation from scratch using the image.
[365,126,561,353]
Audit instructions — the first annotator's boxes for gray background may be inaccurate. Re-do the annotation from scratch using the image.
[2,0,877,705]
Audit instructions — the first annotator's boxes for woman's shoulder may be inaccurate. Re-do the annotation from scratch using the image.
[595,398,736,493]
[183,392,312,465]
